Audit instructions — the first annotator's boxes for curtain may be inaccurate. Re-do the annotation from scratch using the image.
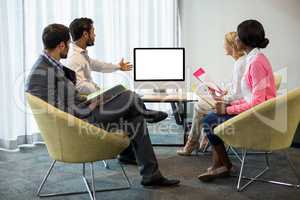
[0,0,27,151]
[0,0,180,150]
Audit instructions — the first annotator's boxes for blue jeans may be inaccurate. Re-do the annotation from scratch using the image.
[202,112,235,146]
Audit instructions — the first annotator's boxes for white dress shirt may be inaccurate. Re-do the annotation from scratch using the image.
[240,48,260,103]
[224,55,246,102]
[65,43,121,95]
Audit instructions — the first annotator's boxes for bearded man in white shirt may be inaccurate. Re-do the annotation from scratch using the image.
[66,18,132,95]
[66,17,168,166]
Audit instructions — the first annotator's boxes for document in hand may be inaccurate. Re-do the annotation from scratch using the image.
[191,83,216,108]
[193,67,225,96]
[85,84,127,105]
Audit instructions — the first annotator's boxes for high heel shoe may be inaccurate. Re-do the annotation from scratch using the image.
[177,138,200,156]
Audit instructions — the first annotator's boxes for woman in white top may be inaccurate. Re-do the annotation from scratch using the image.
[177,32,246,156]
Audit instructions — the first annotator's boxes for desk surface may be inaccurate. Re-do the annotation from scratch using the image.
[140,92,199,102]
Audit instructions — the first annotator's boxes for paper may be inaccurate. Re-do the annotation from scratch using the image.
[85,85,127,104]
[193,67,226,96]
[86,89,103,101]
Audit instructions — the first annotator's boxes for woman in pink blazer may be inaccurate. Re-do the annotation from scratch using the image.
[198,19,276,182]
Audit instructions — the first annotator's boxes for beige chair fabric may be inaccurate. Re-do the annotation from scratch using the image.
[274,74,282,90]
[26,93,130,163]
[214,87,300,151]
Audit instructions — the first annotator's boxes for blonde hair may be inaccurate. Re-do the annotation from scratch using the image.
[225,32,245,59]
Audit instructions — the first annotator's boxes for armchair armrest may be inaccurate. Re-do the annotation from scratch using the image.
[214,95,295,151]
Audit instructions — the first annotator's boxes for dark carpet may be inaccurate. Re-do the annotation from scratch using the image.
[1,144,300,200]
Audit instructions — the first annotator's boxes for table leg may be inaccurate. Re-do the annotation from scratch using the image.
[182,101,188,145]
[148,101,189,147]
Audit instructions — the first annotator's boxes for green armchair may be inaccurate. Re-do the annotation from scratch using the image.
[214,87,300,191]
[26,93,131,200]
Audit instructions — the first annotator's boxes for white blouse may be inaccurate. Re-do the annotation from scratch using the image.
[224,55,246,102]
[240,48,260,103]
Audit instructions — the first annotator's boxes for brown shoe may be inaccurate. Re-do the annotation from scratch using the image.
[177,138,200,156]
[198,166,230,182]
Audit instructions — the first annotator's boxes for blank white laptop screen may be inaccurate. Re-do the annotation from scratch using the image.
[134,48,185,81]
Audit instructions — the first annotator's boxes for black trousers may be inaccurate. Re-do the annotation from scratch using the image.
[87,90,161,181]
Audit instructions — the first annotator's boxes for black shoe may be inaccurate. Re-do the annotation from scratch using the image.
[118,156,138,165]
[141,176,180,187]
[144,110,168,123]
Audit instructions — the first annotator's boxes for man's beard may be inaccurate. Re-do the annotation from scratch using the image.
[86,37,94,46]
[86,41,94,46]
[60,52,68,59]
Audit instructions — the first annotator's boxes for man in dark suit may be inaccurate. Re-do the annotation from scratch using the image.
[26,23,179,187]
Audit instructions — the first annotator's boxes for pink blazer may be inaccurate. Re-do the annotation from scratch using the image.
[226,53,276,115]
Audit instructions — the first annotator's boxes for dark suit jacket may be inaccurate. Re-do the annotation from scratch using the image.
[26,55,91,119]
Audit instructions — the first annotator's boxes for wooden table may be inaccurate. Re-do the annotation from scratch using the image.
[140,92,199,146]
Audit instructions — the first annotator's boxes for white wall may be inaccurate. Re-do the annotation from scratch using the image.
[180,0,300,90]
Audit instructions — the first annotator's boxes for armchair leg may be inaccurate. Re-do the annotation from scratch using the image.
[235,149,300,192]
[227,146,242,163]
[227,146,271,164]
[120,162,132,188]
[37,160,131,199]
[236,149,246,191]
[36,160,56,196]
[82,163,94,200]
[102,161,110,169]
[90,163,96,200]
